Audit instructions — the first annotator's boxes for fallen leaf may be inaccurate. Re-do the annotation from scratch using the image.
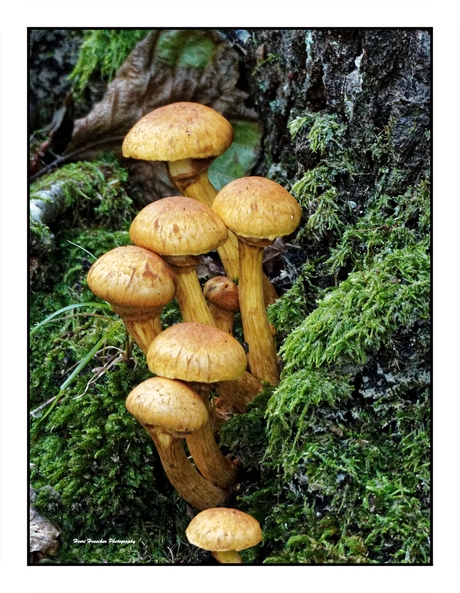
[65,29,263,200]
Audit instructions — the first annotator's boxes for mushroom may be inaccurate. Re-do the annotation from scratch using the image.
[126,376,229,510]
[122,102,239,278]
[185,507,262,563]
[130,195,227,326]
[212,177,302,385]
[147,320,262,417]
[203,276,239,335]
[122,102,234,208]
[146,322,250,479]
[122,102,278,305]
[86,245,175,354]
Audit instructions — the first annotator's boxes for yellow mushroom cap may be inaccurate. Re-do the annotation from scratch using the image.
[147,322,247,383]
[212,176,302,241]
[186,508,262,552]
[122,102,234,162]
[86,245,175,311]
[126,376,208,434]
[130,196,228,257]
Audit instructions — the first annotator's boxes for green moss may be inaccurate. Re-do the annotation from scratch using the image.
[281,244,430,370]
[69,30,149,96]
[289,111,346,153]
[326,177,430,278]
[30,154,137,231]
[267,262,317,341]
[289,111,355,242]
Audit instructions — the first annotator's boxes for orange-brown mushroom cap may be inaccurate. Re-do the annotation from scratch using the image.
[130,196,228,257]
[212,176,302,241]
[125,376,208,435]
[122,102,234,163]
[86,245,176,315]
[186,507,262,552]
[203,276,239,313]
[147,322,247,383]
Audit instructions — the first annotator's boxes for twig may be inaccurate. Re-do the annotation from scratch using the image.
[30,396,59,418]
[29,135,126,182]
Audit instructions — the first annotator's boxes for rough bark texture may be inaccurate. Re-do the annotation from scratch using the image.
[239,28,430,190]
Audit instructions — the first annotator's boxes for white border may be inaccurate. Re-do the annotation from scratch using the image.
[1,2,458,592]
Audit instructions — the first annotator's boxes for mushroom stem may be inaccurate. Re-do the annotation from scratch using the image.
[111,306,163,355]
[168,159,216,205]
[186,421,238,489]
[238,238,280,385]
[212,550,243,564]
[147,430,228,510]
[214,370,263,414]
[169,163,277,305]
[164,256,214,326]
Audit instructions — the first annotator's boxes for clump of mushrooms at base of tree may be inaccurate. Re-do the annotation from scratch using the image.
[185,507,262,563]
[130,196,263,414]
[86,245,176,355]
[147,322,252,484]
[129,195,226,327]
[125,376,230,510]
[212,176,302,386]
[122,101,278,306]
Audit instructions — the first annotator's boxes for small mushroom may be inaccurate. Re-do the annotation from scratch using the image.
[185,507,262,563]
[130,196,227,326]
[122,102,277,305]
[213,177,302,385]
[86,245,176,354]
[203,276,239,335]
[126,376,229,509]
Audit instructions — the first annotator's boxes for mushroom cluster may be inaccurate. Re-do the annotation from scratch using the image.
[86,101,302,563]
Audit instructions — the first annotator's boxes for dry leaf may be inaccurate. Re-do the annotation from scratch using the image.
[65,30,262,200]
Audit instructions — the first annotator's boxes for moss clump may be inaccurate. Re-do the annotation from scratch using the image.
[30,154,138,232]
[267,262,317,342]
[68,30,149,97]
[30,155,141,292]
[282,243,429,370]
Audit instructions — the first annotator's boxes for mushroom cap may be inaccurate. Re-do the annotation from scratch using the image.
[122,102,234,162]
[203,276,239,313]
[212,176,302,241]
[86,245,175,310]
[186,508,262,552]
[126,376,208,434]
[147,322,247,383]
[130,196,228,257]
